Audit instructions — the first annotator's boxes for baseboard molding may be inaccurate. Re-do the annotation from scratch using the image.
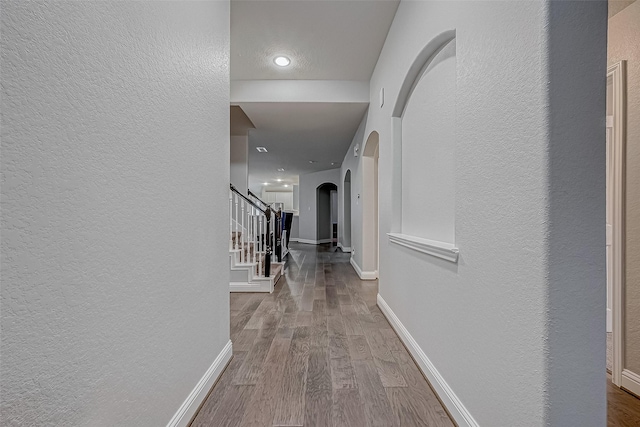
[621,369,640,398]
[166,340,233,427]
[350,257,377,280]
[377,294,479,427]
[337,243,352,253]
[296,238,332,245]
[230,281,272,293]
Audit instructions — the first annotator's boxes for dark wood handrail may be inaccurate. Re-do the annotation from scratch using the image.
[230,184,266,214]
[247,189,277,214]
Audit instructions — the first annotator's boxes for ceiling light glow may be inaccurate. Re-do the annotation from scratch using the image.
[277,168,285,172]
[284,184,289,188]
[277,179,282,182]
[263,182,269,185]
[274,56,291,67]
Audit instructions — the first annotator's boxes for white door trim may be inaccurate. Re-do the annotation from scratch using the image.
[608,60,626,387]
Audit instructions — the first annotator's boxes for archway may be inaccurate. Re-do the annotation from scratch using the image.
[342,170,352,251]
[316,183,338,244]
[362,131,379,278]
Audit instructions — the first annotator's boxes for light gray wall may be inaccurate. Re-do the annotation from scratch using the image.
[340,116,367,266]
[608,0,640,375]
[1,2,230,426]
[341,171,352,248]
[298,168,340,243]
[339,1,606,424]
[230,135,248,192]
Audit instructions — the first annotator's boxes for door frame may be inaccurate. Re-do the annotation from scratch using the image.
[608,60,626,387]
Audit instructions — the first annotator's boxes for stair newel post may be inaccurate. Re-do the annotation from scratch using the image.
[258,214,263,276]
[264,208,271,277]
[276,208,282,262]
[229,189,233,251]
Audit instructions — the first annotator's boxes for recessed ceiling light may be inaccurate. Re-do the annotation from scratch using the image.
[263,182,268,185]
[274,56,291,67]
[277,168,285,172]
[308,160,316,164]
[276,179,282,182]
[284,184,289,188]
[256,147,268,153]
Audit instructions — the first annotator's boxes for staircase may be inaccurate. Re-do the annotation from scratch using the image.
[229,185,284,293]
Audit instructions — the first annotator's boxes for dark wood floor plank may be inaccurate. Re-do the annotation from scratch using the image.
[232,319,279,385]
[192,384,254,427]
[300,282,315,312]
[608,373,640,426]
[386,386,454,427]
[295,311,313,327]
[273,326,311,426]
[304,346,333,427]
[332,389,366,427]
[365,328,407,388]
[353,360,398,427]
[340,304,364,336]
[348,335,373,361]
[330,356,357,389]
[232,328,258,352]
[190,353,247,427]
[239,337,292,426]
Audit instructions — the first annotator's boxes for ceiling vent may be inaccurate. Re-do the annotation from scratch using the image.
[256,147,268,153]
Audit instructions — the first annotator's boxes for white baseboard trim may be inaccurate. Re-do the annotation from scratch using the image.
[350,257,377,280]
[296,238,332,245]
[621,369,640,398]
[337,243,352,253]
[230,281,272,293]
[377,294,479,427]
[166,340,233,427]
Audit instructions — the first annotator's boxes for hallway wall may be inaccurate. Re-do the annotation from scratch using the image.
[608,0,640,376]
[298,168,340,243]
[341,1,606,425]
[1,2,231,426]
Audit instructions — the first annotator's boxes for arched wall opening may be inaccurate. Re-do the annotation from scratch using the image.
[343,170,352,250]
[316,183,338,244]
[362,131,379,277]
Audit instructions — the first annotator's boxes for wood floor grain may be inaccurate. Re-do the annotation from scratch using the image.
[190,243,455,427]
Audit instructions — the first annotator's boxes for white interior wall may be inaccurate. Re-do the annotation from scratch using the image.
[340,116,367,268]
[1,2,231,426]
[340,1,606,425]
[298,168,340,243]
[230,135,248,192]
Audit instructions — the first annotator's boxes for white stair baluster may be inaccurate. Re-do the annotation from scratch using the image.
[234,193,238,251]
[241,200,245,263]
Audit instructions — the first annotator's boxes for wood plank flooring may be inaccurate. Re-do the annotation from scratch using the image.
[191,243,453,427]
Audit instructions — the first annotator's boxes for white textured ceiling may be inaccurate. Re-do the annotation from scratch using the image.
[230,0,399,194]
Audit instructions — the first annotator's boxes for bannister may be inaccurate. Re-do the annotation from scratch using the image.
[229,184,271,277]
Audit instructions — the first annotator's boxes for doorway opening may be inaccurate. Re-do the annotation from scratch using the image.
[316,183,338,245]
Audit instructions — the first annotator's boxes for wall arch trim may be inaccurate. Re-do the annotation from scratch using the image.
[392,29,456,118]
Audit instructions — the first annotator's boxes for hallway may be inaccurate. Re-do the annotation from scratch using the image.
[192,243,453,427]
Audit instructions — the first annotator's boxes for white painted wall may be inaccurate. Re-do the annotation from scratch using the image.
[340,1,606,425]
[401,38,456,244]
[1,2,230,426]
[298,168,340,243]
[231,135,248,192]
[340,115,368,268]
